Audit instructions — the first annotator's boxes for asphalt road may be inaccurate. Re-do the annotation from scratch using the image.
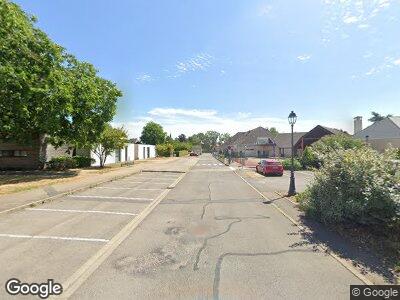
[0,154,363,299]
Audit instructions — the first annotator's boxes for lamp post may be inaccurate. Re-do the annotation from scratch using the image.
[288,111,297,196]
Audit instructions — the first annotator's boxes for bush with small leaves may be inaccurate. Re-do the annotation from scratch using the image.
[298,147,400,226]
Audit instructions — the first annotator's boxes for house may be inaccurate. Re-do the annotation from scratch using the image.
[222,127,276,158]
[294,125,347,155]
[90,143,156,167]
[353,116,400,152]
[274,132,307,157]
[0,138,73,170]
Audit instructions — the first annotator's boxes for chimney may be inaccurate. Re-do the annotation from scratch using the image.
[354,116,363,134]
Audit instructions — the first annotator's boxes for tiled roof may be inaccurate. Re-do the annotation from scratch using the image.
[274,132,307,148]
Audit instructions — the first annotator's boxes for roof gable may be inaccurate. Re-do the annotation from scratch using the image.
[354,116,400,139]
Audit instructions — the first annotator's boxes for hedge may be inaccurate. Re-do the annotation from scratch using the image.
[73,156,95,168]
[282,158,302,170]
[47,156,77,170]
[298,147,400,226]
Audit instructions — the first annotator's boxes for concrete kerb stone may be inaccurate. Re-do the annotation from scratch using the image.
[0,169,144,216]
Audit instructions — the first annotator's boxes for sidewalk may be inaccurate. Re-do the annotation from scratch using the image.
[0,157,185,214]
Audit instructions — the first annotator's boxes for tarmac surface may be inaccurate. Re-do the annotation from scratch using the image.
[0,154,373,299]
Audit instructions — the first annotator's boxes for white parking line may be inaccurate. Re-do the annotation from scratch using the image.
[0,234,108,243]
[68,195,154,201]
[95,187,164,191]
[118,181,170,184]
[26,208,138,216]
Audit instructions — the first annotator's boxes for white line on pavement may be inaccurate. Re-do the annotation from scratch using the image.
[26,208,138,216]
[94,187,164,191]
[68,195,154,201]
[0,234,108,243]
[117,181,170,184]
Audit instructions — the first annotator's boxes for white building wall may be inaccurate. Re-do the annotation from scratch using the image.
[136,144,156,160]
[91,144,136,167]
[90,143,155,166]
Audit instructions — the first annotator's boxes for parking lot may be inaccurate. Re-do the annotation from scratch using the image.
[0,170,186,299]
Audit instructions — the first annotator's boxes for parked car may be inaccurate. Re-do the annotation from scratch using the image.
[189,152,199,156]
[256,159,284,176]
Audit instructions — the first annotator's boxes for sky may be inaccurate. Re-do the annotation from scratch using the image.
[14,0,400,138]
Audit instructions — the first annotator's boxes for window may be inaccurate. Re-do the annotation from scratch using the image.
[14,150,28,157]
[0,150,27,157]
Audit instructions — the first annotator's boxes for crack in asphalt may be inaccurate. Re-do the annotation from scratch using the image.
[193,215,269,271]
[212,249,317,300]
[200,181,212,220]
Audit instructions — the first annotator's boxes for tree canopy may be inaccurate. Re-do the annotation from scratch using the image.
[92,125,128,167]
[368,111,393,123]
[140,121,166,145]
[0,0,122,147]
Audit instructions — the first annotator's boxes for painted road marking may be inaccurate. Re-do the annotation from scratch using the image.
[0,234,108,243]
[94,187,164,191]
[229,166,235,170]
[59,171,188,299]
[68,195,154,201]
[26,208,138,216]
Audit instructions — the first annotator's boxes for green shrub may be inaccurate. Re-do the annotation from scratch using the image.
[47,156,77,170]
[176,150,188,157]
[172,141,192,152]
[282,158,302,170]
[298,147,400,226]
[156,143,174,157]
[300,146,319,169]
[73,156,95,168]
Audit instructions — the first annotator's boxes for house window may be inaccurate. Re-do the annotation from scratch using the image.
[0,150,28,157]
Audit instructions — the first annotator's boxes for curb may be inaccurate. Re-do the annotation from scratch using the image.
[0,169,143,216]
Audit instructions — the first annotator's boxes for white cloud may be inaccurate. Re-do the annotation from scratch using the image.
[114,107,349,139]
[393,58,400,65]
[297,54,311,61]
[343,15,359,24]
[148,108,218,119]
[176,53,214,74]
[135,74,153,83]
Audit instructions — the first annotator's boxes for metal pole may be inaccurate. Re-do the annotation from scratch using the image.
[288,123,296,196]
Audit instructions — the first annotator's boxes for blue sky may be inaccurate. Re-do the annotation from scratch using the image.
[15,0,400,137]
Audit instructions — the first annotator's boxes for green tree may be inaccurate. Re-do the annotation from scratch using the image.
[203,131,220,152]
[368,111,393,123]
[140,121,166,145]
[269,127,279,138]
[0,1,122,166]
[92,125,128,167]
[177,134,187,142]
[188,133,205,145]
[219,133,231,144]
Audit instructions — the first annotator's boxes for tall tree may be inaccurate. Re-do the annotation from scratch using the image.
[0,1,122,165]
[203,131,220,152]
[92,125,128,167]
[177,134,187,142]
[368,111,392,123]
[140,121,166,145]
[219,133,231,144]
[269,127,279,138]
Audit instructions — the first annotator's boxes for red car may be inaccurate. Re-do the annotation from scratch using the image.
[256,159,284,176]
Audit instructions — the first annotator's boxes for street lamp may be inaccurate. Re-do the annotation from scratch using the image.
[288,111,297,196]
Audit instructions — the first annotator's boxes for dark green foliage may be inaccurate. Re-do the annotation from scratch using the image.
[72,156,95,168]
[47,156,77,170]
[140,122,166,145]
[282,158,302,170]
